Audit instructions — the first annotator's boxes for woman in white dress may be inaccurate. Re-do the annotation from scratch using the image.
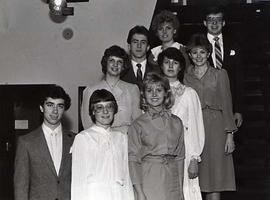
[158,47,205,200]
[72,89,134,200]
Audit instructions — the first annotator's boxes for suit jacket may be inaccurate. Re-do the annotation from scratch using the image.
[14,126,75,200]
[208,34,244,114]
[121,61,159,89]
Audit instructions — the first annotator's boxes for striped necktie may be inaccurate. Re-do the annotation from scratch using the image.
[136,63,143,86]
[214,37,223,69]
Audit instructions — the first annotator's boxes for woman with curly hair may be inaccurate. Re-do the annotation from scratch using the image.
[148,10,189,69]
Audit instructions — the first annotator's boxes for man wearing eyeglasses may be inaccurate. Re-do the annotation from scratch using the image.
[204,6,243,129]
[14,85,75,200]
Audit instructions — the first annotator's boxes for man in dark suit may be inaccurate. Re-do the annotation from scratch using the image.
[204,6,244,128]
[121,25,158,89]
[14,85,75,200]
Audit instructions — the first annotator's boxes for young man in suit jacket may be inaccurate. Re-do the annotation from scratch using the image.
[14,85,75,200]
[121,25,158,90]
[204,6,244,129]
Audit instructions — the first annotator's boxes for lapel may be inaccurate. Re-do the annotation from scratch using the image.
[222,35,230,69]
[35,127,58,177]
[127,67,137,83]
[58,130,73,177]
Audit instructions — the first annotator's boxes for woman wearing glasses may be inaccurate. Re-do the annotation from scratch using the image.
[80,45,142,134]
[72,89,134,200]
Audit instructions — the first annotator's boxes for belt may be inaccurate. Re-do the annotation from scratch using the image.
[142,155,177,165]
[202,105,222,111]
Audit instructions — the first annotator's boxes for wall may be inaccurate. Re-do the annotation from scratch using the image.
[0,0,157,132]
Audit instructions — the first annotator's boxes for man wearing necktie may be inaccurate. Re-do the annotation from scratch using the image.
[121,25,159,90]
[204,6,244,129]
[14,85,75,200]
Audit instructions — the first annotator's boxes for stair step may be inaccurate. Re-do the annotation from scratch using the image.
[235,166,270,179]
[244,90,263,97]
[244,95,264,104]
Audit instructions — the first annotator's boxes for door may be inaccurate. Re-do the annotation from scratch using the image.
[0,85,53,200]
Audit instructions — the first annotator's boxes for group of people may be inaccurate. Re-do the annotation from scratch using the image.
[14,6,243,200]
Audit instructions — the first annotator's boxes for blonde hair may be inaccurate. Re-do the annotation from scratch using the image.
[140,72,174,111]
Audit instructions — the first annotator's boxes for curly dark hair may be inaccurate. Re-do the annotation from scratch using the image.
[151,10,180,39]
[39,85,71,110]
[158,47,186,83]
[127,25,150,44]
[100,45,130,76]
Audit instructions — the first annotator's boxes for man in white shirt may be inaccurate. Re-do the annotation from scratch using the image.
[204,6,244,129]
[121,25,159,89]
[14,85,75,200]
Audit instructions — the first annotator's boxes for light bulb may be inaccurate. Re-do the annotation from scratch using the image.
[49,0,67,16]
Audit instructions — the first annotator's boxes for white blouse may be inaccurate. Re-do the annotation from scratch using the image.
[171,81,205,160]
[71,125,134,200]
[151,42,184,62]
[170,81,205,200]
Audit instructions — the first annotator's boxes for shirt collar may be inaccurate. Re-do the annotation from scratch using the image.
[131,59,147,75]
[207,33,223,44]
[147,107,171,119]
[42,123,62,136]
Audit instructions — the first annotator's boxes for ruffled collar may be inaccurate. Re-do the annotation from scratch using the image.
[170,80,185,97]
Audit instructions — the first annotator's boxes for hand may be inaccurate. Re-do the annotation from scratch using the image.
[234,112,243,127]
[225,133,235,154]
[188,158,199,179]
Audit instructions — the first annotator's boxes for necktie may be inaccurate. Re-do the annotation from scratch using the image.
[136,63,143,86]
[214,37,223,69]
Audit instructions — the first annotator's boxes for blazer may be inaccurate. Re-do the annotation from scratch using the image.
[14,126,75,200]
[121,61,159,89]
[208,34,244,113]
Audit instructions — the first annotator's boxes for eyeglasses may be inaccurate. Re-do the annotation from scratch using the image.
[94,103,114,113]
[206,17,223,23]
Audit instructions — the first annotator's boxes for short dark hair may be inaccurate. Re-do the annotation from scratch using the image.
[151,10,180,39]
[186,33,212,54]
[158,47,186,83]
[89,89,118,123]
[40,85,71,110]
[204,6,225,21]
[140,72,173,111]
[100,45,130,75]
[127,25,150,44]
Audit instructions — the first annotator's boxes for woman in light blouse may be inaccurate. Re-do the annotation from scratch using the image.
[158,47,205,200]
[81,45,142,134]
[72,89,134,200]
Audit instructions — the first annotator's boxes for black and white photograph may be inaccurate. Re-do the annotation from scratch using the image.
[0,0,270,199]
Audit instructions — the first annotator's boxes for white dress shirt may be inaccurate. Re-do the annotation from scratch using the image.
[131,59,147,78]
[42,123,63,175]
[207,33,224,68]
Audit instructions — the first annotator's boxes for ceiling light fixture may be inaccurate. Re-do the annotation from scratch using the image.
[48,0,89,16]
